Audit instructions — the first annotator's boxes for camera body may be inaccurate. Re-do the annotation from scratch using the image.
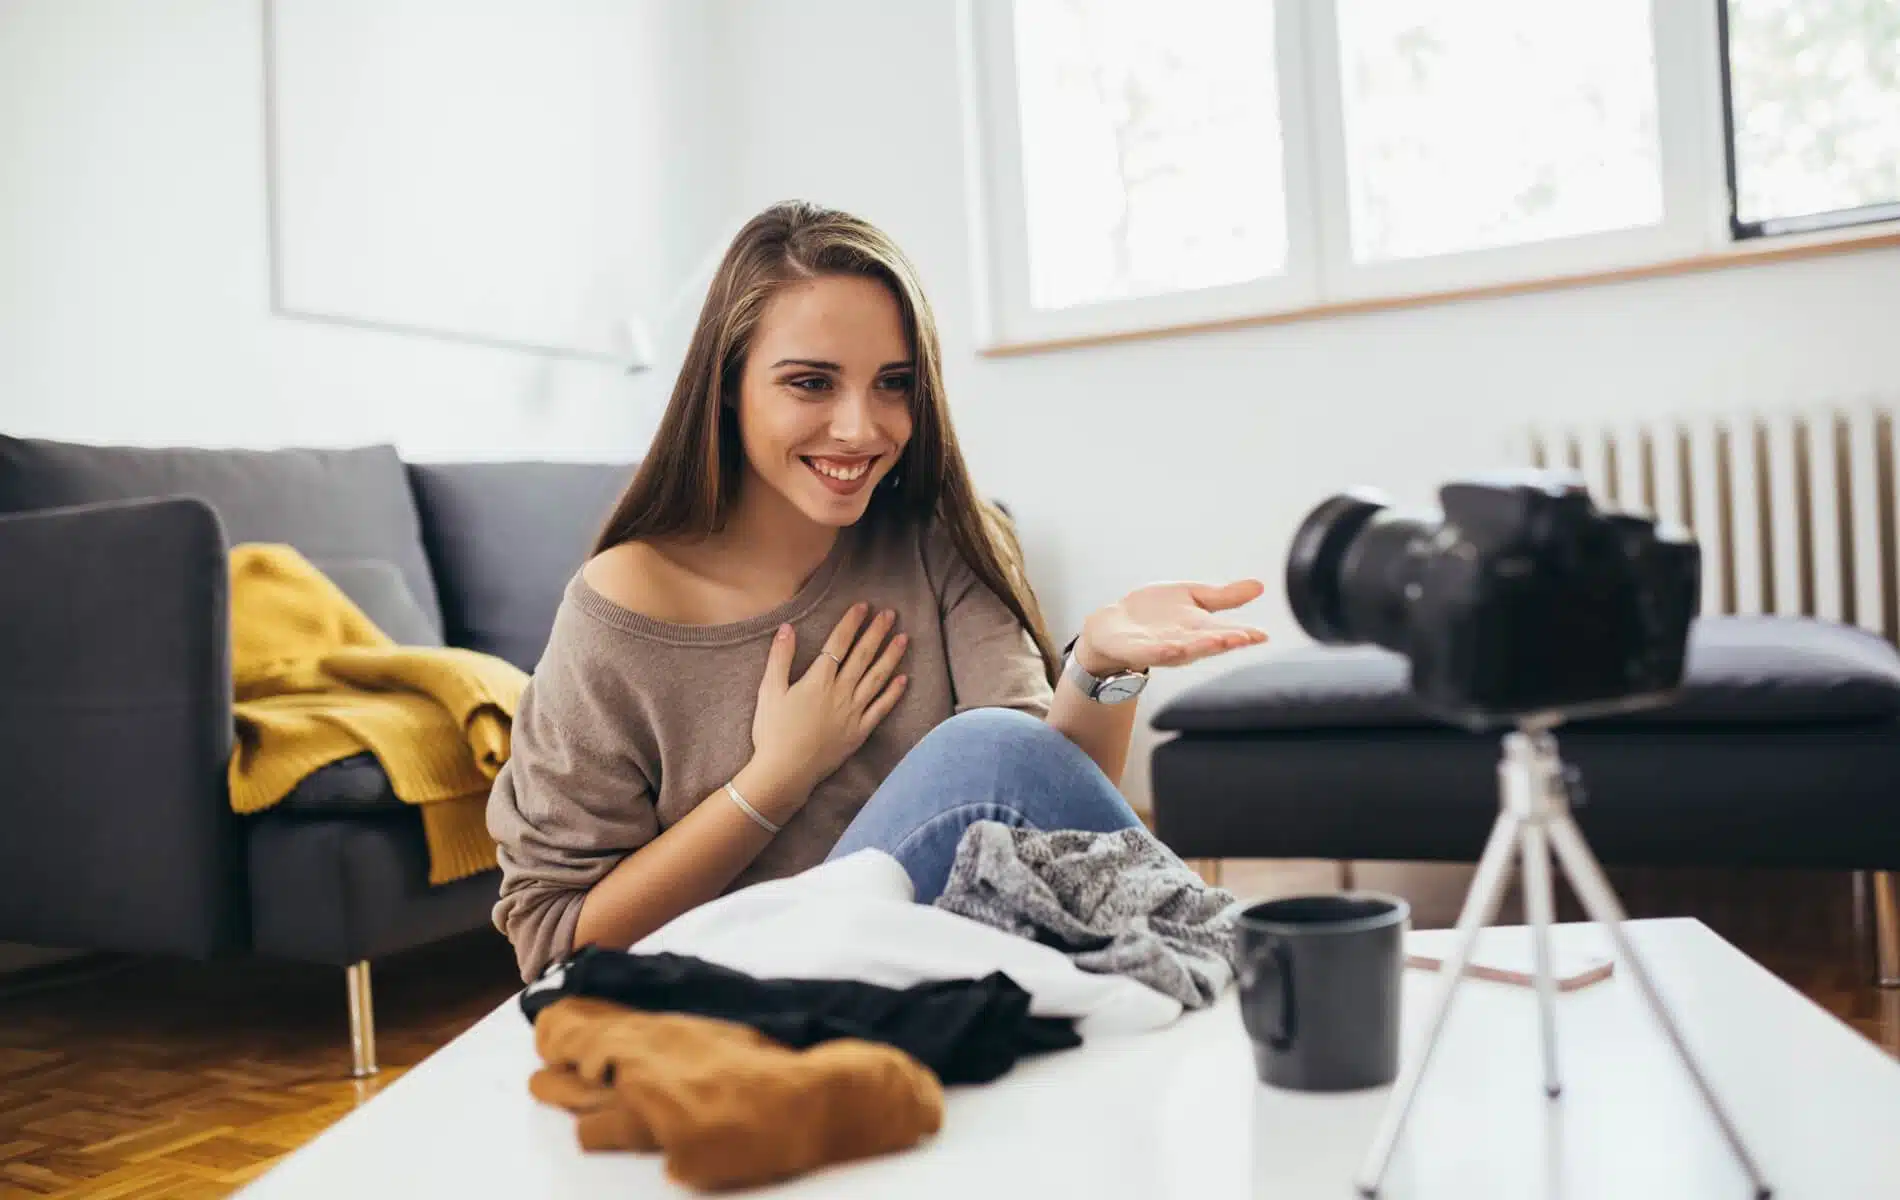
[1286,469,1701,729]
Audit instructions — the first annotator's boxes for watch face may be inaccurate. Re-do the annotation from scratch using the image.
[1097,675,1146,704]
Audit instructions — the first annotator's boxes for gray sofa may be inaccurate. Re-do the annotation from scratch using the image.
[1148,617,1900,985]
[0,435,629,1074]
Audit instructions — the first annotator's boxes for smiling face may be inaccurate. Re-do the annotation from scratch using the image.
[734,273,916,529]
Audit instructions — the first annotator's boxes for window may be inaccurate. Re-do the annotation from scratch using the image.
[1011,0,1288,310]
[1722,0,1900,236]
[1335,0,1664,263]
[962,0,1899,347]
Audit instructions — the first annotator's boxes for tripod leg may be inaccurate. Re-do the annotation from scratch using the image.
[1545,814,1773,1199]
[1355,810,1523,1197]
[1520,817,1563,1098]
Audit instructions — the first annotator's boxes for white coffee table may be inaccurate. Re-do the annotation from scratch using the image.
[236,919,1900,1198]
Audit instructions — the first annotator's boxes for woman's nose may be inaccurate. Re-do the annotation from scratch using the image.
[828,391,875,443]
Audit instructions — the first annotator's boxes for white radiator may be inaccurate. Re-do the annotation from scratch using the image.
[1515,405,1899,646]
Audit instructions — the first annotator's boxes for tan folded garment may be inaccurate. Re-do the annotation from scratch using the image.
[529,996,945,1191]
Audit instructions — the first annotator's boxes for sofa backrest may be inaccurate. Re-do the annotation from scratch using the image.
[407,461,631,671]
[0,436,448,643]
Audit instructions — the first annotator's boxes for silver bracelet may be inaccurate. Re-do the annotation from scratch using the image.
[724,781,781,835]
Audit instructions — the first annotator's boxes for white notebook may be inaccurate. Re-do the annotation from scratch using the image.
[1405,925,1615,992]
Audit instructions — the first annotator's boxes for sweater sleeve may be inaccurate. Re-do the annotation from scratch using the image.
[923,517,1055,718]
[487,596,659,982]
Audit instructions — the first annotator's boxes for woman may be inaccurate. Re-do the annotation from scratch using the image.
[489,200,1267,982]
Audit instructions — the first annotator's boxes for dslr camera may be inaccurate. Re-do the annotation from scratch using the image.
[1285,469,1701,730]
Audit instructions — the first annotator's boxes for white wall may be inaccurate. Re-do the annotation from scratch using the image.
[5,0,1899,818]
[722,0,1900,808]
[0,0,730,459]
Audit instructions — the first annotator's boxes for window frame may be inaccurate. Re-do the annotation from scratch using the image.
[959,0,1895,353]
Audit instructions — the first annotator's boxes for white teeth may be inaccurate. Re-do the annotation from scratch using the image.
[808,458,870,481]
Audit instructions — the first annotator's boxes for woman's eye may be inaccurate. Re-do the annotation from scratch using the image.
[879,375,914,393]
[786,376,832,392]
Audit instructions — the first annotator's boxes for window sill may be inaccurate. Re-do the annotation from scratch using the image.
[976,222,1900,359]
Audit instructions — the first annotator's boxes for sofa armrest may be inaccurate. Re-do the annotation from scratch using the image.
[0,497,246,957]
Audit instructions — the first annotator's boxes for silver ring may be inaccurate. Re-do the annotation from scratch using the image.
[821,651,845,667]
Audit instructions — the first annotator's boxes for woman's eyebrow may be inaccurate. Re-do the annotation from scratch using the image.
[768,358,915,372]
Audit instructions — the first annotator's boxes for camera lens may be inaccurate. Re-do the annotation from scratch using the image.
[1285,489,1434,652]
[1285,489,1385,643]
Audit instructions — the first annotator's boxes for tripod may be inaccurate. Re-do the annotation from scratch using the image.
[1353,723,1773,1198]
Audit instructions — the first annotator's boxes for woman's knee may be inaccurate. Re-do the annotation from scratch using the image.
[915,706,1136,830]
[919,705,1056,751]
[910,706,1075,776]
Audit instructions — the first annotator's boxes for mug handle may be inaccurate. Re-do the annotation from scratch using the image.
[1254,940,1296,1051]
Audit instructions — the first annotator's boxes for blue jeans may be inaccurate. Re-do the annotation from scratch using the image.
[825,707,1145,902]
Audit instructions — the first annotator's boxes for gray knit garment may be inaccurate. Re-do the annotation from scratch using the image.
[933,821,1242,1009]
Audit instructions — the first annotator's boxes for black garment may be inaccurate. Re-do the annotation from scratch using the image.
[520,947,1081,1085]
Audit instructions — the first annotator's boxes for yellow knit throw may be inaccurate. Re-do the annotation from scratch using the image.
[226,543,527,884]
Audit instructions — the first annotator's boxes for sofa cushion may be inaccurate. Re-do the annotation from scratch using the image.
[408,460,629,671]
[0,436,443,641]
[1152,615,1900,733]
[275,752,403,815]
[312,557,444,648]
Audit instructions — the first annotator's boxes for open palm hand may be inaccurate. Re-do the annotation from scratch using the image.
[1078,579,1270,673]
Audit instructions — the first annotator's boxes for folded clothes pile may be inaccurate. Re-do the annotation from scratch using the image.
[522,947,1075,1190]
[523,947,1081,1085]
[936,820,1243,1009]
[530,998,944,1192]
[520,824,1242,1191]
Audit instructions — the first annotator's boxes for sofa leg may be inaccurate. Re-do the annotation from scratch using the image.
[1876,871,1900,989]
[347,961,380,1078]
[1189,858,1224,888]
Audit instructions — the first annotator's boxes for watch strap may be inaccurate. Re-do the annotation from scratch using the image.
[1061,636,1147,701]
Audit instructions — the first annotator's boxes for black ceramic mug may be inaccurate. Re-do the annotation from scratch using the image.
[1237,893,1410,1092]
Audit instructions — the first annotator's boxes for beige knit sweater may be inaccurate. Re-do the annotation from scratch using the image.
[487,515,1054,980]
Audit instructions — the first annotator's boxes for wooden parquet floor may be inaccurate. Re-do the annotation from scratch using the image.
[1,868,1895,1198]
[0,931,521,1198]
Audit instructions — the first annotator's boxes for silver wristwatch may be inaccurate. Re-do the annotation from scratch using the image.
[1062,637,1149,704]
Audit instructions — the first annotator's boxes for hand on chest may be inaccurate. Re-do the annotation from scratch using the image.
[641,600,949,819]
[790,594,938,681]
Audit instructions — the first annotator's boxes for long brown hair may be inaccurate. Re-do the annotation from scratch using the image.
[592,200,1060,683]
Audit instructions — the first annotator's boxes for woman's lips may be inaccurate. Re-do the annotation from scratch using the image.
[802,454,877,496]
